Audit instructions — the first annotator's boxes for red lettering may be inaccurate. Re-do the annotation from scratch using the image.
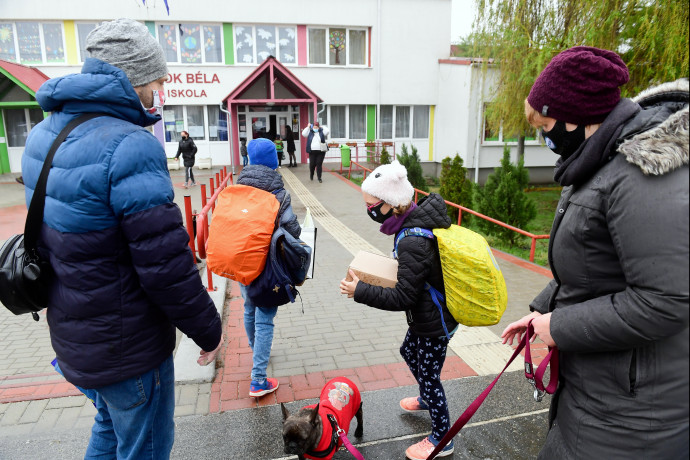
[172,74,182,83]
[185,89,194,97]
[195,72,203,84]
[186,74,194,84]
[211,74,220,84]
[200,90,207,97]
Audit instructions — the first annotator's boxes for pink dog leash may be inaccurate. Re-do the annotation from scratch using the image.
[327,414,365,460]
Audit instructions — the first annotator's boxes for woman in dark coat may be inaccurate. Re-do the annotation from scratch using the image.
[502,47,689,459]
[175,130,197,187]
[284,125,297,167]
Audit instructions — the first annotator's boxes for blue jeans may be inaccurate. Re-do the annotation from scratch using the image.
[242,155,248,166]
[240,283,278,383]
[84,355,175,460]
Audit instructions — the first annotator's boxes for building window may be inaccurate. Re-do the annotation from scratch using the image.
[76,23,98,63]
[395,106,410,138]
[163,105,184,143]
[235,25,297,65]
[0,22,65,64]
[482,103,538,144]
[413,105,430,139]
[349,105,366,139]
[308,27,367,67]
[207,107,227,142]
[330,106,346,138]
[3,108,44,147]
[157,23,223,64]
[379,105,393,139]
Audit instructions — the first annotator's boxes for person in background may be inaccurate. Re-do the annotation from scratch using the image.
[21,18,223,459]
[301,121,329,182]
[284,125,297,167]
[340,161,458,459]
[240,138,249,167]
[502,47,689,458]
[274,134,284,169]
[237,138,301,398]
[175,130,198,187]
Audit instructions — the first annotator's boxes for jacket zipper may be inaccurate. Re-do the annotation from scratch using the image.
[629,348,637,397]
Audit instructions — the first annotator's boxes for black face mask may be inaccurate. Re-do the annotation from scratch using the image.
[367,201,393,224]
[542,121,586,160]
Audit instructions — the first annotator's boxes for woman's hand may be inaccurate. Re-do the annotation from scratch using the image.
[531,313,555,347]
[339,269,360,298]
[501,311,542,345]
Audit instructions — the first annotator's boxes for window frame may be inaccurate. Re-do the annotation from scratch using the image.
[155,22,225,65]
[307,26,368,68]
[0,21,67,65]
[75,22,99,63]
[481,103,540,145]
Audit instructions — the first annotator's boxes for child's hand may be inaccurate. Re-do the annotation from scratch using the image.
[339,269,360,298]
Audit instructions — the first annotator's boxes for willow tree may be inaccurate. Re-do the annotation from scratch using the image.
[473,0,689,160]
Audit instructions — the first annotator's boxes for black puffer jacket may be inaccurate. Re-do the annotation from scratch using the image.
[236,165,301,239]
[354,193,457,337]
[176,136,197,167]
[531,80,689,459]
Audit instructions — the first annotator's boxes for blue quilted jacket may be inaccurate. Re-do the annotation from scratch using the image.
[21,59,222,388]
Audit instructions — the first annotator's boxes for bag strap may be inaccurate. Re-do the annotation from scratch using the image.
[24,113,108,253]
[427,319,559,460]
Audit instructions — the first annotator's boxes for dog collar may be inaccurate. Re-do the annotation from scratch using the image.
[305,414,340,458]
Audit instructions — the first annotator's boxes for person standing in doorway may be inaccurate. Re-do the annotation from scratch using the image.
[274,134,284,168]
[284,125,297,167]
[240,138,249,166]
[301,121,329,182]
[175,130,198,187]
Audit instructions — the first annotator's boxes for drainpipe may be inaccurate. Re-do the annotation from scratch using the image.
[317,102,326,124]
[472,62,484,184]
[219,101,235,175]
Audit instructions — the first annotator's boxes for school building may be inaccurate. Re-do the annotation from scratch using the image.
[0,0,555,182]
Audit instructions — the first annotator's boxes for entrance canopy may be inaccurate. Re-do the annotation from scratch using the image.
[222,56,322,166]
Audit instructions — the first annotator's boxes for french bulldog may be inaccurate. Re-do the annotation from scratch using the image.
[281,377,363,460]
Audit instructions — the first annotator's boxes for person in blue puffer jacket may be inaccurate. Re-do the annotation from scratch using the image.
[21,19,222,459]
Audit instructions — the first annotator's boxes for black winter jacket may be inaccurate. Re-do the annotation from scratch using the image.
[354,193,457,337]
[176,136,197,167]
[531,80,689,459]
[236,165,301,239]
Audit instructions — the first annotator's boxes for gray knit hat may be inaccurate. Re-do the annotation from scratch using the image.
[86,18,168,87]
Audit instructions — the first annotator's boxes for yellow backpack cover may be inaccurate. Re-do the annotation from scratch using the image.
[433,225,507,326]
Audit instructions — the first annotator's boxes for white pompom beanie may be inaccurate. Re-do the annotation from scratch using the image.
[361,161,414,207]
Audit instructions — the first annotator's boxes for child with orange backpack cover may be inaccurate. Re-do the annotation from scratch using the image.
[238,138,301,397]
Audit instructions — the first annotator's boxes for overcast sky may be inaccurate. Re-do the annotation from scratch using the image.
[451,0,476,42]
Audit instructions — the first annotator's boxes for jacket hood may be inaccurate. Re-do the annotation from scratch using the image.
[36,58,160,127]
[402,193,452,230]
[618,79,689,176]
[236,165,285,192]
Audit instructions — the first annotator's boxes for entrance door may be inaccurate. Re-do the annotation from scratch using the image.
[251,115,269,139]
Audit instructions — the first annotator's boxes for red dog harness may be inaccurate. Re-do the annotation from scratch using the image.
[303,377,362,460]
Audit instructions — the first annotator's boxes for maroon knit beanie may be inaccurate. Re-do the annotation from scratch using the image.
[527,46,629,125]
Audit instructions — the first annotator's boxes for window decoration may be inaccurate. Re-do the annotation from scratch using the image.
[203,25,222,63]
[158,23,222,64]
[180,23,201,63]
[329,29,345,65]
[0,22,65,64]
[0,24,16,62]
[235,25,297,65]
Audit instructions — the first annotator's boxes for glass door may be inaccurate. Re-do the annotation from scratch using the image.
[250,115,269,139]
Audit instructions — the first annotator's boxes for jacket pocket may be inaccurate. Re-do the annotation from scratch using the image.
[612,348,637,396]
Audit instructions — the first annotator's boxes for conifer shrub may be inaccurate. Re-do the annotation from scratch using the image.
[380,146,391,165]
[439,154,473,223]
[474,146,536,246]
[397,143,428,192]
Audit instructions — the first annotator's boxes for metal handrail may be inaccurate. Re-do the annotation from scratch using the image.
[183,166,232,291]
[347,161,550,262]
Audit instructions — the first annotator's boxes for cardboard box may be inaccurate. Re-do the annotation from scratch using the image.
[346,250,398,288]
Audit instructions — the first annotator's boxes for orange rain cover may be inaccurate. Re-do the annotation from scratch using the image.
[206,184,280,285]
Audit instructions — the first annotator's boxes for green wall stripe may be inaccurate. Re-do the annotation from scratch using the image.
[366,105,376,141]
[223,23,234,65]
[0,111,9,174]
[145,21,156,36]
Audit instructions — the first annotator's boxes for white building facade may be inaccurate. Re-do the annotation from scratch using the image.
[0,0,556,182]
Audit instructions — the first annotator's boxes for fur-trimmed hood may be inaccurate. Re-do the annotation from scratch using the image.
[618,79,689,175]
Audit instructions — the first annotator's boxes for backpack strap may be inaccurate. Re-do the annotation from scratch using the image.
[394,227,452,341]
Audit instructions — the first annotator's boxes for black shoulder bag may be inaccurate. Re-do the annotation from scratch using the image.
[0,113,107,321]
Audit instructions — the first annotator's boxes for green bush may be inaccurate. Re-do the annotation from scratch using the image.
[397,143,428,192]
[474,146,536,246]
[380,146,391,165]
[439,154,473,224]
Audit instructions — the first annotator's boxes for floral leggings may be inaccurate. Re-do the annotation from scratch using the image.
[400,329,451,442]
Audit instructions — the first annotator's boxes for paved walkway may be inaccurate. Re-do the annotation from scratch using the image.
[0,162,554,457]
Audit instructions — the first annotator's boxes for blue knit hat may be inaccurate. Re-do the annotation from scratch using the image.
[247,138,278,170]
